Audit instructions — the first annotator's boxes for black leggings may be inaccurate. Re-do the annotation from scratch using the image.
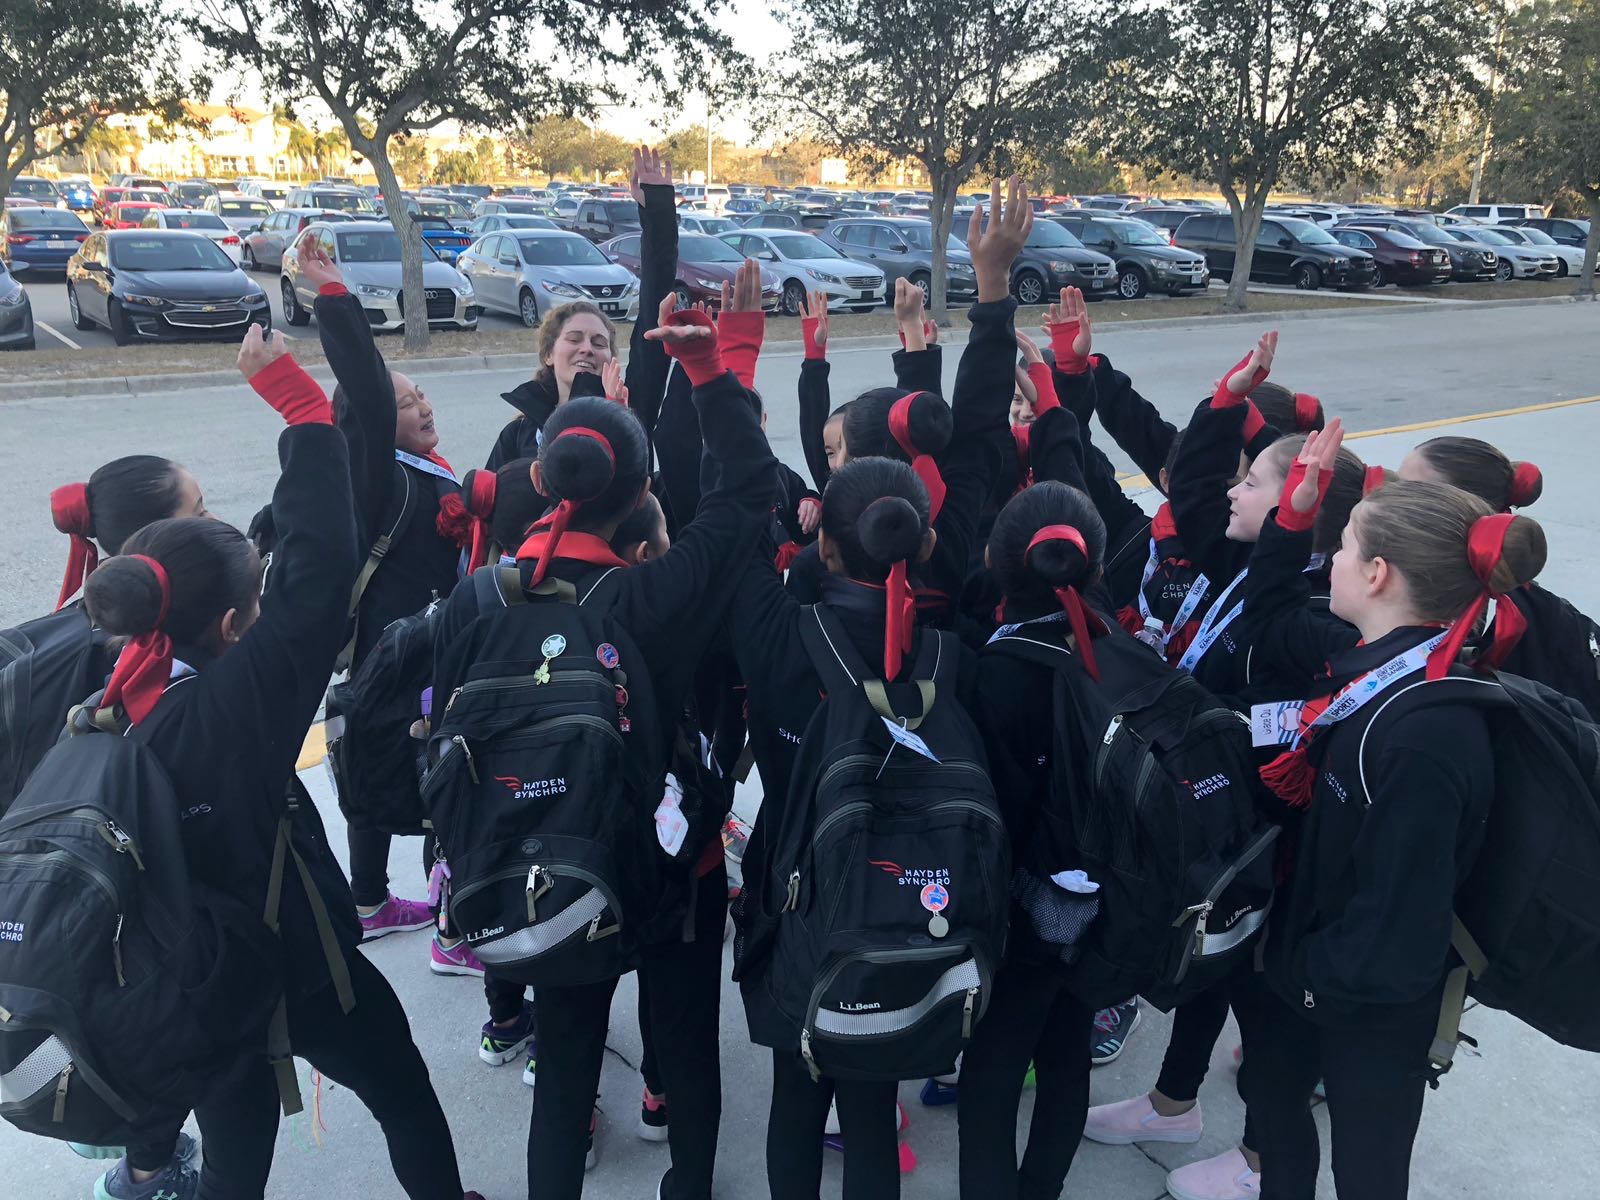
[1153,969,1259,1149]
[183,950,462,1200]
[1232,971,1439,1200]
[957,957,1095,1200]
[766,1050,900,1200]
[347,828,435,909]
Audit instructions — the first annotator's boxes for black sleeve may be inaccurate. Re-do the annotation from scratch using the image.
[624,182,679,442]
[1086,353,1177,484]
[1243,511,1360,679]
[799,358,833,493]
[315,288,396,550]
[653,367,701,534]
[892,344,943,395]
[192,425,359,783]
[1168,397,1253,581]
[775,464,819,543]
[1027,405,1089,492]
[484,418,529,473]
[973,656,1053,852]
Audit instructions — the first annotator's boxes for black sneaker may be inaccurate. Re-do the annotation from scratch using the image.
[94,1151,199,1200]
[639,1087,669,1142]
[1090,999,1142,1066]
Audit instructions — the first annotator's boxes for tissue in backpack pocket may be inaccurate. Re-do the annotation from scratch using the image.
[655,772,689,857]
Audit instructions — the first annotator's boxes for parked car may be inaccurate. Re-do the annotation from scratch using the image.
[1507,217,1591,247]
[677,184,731,214]
[283,185,377,216]
[570,198,642,243]
[817,217,978,302]
[1129,206,1203,242]
[108,175,169,191]
[1330,227,1452,287]
[954,215,1121,302]
[405,196,472,227]
[725,197,765,216]
[203,194,277,234]
[1334,217,1497,281]
[467,214,560,238]
[740,210,805,232]
[678,214,742,237]
[65,230,271,346]
[106,201,165,230]
[0,261,34,349]
[411,216,471,264]
[1490,225,1587,277]
[169,181,218,208]
[55,177,97,213]
[94,188,167,226]
[1046,213,1206,299]
[1080,197,1146,213]
[238,180,290,209]
[718,228,885,314]
[1441,225,1559,280]
[602,231,780,311]
[281,221,478,332]
[474,198,553,218]
[241,208,355,271]
[138,208,244,264]
[8,177,62,207]
[550,195,582,225]
[1177,213,1371,289]
[1,207,91,273]
[458,230,640,327]
[1445,203,1546,223]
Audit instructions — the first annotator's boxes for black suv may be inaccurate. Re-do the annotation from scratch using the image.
[570,198,641,244]
[1331,217,1496,282]
[952,216,1117,303]
[1047,213,1209,298]
[1176,213,1374,290]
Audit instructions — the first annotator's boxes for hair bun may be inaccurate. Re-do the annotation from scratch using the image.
[1483,513,1548,593]
[51,482,95,538]
[1025,527,1091,589]
[903,392,954,456]
[462,469,497,520]
[1509,461,1542,509]
[856,496,924,565]
[83,555,167,638]
[540,428,616,503]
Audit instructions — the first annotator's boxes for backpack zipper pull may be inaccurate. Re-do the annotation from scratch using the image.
[53,1063,72,1122]
[453,736,479,783]
[1102,715,1123,746]
[100,821,145,871]
[113,914,126,986]
[1303,989,1316,1010]
[1589,631,1599,680]
[961,987,977,1039]
[800,1028,821,1082]
[526,866,543,922]
[784,869,800,912]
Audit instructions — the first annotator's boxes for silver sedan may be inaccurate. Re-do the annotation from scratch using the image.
[719,228,886,315]
[457,230,640,327]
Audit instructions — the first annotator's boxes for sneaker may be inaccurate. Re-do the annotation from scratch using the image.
[1083,1094,1203,1146]
[1090,999,1142,1065]
[77,1134,197,1167]
[1165,1147,1260,1200]
[721,814,752,864]
[431,935,485,978]
[94,1153,199,1200]
[523,1041,538,1088]
[358,893,434,941]
[479,999,537,1066]
[639,1087,668,1142]
[919,1076,958,1106]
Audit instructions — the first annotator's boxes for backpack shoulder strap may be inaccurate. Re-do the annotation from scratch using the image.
[799,604,937,731]
[1353,673,1505,806]
[336,464,417,672]
[472,562,528,611]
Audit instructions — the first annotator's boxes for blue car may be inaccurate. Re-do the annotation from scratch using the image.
[56,178,98,213]
[415,216,472,264]
[8,176,62,207]
[0,207,91,273]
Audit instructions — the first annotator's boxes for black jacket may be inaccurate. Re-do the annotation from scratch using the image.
[797,344,945,495]
[485,370,607,472]
[136,424,363,1001]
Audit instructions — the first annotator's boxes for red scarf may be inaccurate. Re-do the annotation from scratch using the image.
[51,482,97,611]
[888,394,947,522]
[1025,525,1106,681]
[99,555,174,725]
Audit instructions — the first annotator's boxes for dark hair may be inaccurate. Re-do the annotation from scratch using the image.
[1160,427,1187,490]
[1249,382,1325,434]
[85,456,186,555]
[611,491,664,552]
[84,518,261,656]
[1415,436,1542,510]
[1260,436,1368,554]
[820,458,929,582]
[841,389,952,462]
[988,482,1106,602]
[537,397,649,529]
[474,457,546,554]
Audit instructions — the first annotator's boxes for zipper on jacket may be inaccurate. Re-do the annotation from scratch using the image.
[52,1063,72,1122]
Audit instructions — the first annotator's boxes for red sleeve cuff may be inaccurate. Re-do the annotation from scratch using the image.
[718,309,764,389]
[1047,323,1089,374]
[250,354,332,426]
[662,311,725,388]
[1275,504,1317,533]
[318,282,348,298]
[1242,401,1266,443]
[1025,361,1060,415]
[801,317,826,361]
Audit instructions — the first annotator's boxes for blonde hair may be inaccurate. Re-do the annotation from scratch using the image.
[534,301,617,388]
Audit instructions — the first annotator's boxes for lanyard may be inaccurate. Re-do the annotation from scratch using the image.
[987,609,1069,645]
[1290,631,1449,748]
[1137,536,1210,651]
[395,448,458,484]
[1176,568,1249,673]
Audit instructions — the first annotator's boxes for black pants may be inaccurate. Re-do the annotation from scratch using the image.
[347,827,435,909]
[1232,971,1439,1200]
[168,950,462,1200]
[486,970,530,1025]
[957,957,1095,1200]
[1153,969,1258,1149]
[528,864,727,1200]
[766,1050,900,1200]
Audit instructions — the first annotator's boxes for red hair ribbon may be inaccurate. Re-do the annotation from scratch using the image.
[51,482,98,611]
[1293,393,1323,432]
[1362,466,1387,496]
[464,469,498,569]
[1509,462,1541,509]
[888,394,947,522]
[1425,513,1530,679]
[99,555,174,725]
[881,558,916,680]
[1025,524,1105,681]
[528,427,615,586]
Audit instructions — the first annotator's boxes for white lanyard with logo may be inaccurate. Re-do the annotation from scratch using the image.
[1176,568,1249,673]
[1250,631,1448,749]
[394,448,458,484]
[1137,537,1210,651]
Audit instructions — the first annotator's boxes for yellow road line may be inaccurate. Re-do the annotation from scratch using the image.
[1345,394,1600,441]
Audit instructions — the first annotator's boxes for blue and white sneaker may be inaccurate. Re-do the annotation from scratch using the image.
[1090,999,1142,1066]
[919,1057,961,1106]
[94,1143,200,1200]
[480,999,537,1066]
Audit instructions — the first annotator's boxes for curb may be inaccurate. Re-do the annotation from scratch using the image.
[4,292,1590,403]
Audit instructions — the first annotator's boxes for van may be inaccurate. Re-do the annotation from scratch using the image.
[678,184,731,214]
[1446,203,1547,223]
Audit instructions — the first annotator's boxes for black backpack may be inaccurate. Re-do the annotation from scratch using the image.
[0,711,284,1146]
[1498,584,1600,721]
[0,605,113,816]
[988,623,1277,1011]
[1355,670,1600,1071]
[735,606,1008,1083]
[324,598,440,837]
[423,565,671,987]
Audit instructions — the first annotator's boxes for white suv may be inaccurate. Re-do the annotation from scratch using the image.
[1446,203,1547,223]
[678,184,731,214]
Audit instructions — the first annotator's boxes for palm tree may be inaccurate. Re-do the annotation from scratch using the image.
[273,104,315,181]
[315,128,350,178]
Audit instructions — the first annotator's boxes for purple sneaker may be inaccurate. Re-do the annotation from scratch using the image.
[358,893,434,941]
[431,935,485,977]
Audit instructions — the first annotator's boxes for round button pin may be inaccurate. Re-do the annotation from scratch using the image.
[541,634,567,659]
[928,914,950,938]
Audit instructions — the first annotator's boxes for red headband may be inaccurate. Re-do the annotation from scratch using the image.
[99,555,174,725]
[1293,392,1322,432]
[887,394,947,522]
[1363,466,1387,496]
[464,469,498,569]
[50,482,98,611]
[528,428,615,586]
[1426,513,1529,679]
[1025,525,1103,681]
[1508,462,1541,510]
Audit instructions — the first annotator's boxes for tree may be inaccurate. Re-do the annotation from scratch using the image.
[433,149,482,185]
[765,0,1094,320]
[314,127,350,177]
[1487,0,1600,295]
[574,128,633,180]
[390,134,430,187]
[1,0,198,201]
[506,115,590,179]
[1089,0,1479,311]
[190,0,737,353]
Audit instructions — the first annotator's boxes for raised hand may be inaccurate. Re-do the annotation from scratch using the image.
[1044,286,1092,361]
[729,257,764,312]
[602,358,629,406]
[297,236,343,291]
[968,175,1033,302]
[1224,330,1279,397]
[801,288,830,359]
[893,276,925,326]
[237,323,289,379]
[1015,328,1045,365]
[1288,417,1345,514]
[630,146,673,206]
[797,496,822,535]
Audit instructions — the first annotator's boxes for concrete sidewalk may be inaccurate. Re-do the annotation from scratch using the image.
[5,402,1600,1199]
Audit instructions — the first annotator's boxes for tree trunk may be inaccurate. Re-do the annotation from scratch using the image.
[1222,184,1267,313]
[364,139,430,353]
[1579,192,1600,299]
[926,162,959,324]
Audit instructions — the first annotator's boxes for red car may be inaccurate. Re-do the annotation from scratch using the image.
[95,188,168,226]
[108,201,164,230]
[600,231,781,311]
[1331,226,1453,287]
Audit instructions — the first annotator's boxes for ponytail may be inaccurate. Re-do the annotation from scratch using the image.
[459,468,499,569]
[1414,436,1542,511]
[50,456,189,611]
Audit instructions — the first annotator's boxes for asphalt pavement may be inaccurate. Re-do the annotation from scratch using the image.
[2,304,1599,1198]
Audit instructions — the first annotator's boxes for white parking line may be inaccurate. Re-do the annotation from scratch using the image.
[36,321,82,350]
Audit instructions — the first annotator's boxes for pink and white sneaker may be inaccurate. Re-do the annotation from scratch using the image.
[1083,1093,1203,1145]
[358,893,434,941]
[1165,1148,1261,1200]
[430,935,485,977]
